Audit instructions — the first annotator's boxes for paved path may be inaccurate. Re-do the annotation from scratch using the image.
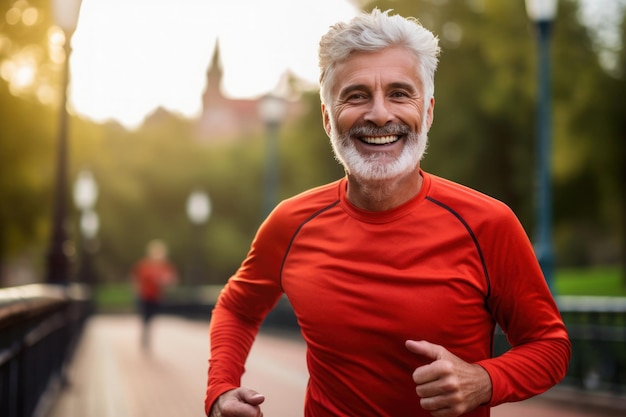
[50,315,622,417]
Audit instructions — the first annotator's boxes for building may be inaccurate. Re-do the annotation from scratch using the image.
[193,41,308,143]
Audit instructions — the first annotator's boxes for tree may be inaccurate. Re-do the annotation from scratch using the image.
[357,0,624,273]
[1,0,623,288]
[0,0,59,281]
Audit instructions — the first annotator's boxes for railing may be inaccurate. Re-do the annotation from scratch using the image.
[492,295,626,412]
[557,296,626,394]
[2,282,623,415]
[0,284,92,417]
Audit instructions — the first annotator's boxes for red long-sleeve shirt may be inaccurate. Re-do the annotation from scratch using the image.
[132,258,176,301]
[206,171,571,416]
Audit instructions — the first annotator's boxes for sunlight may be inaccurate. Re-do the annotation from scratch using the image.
[48,28,66,64]
[5,1,39,26]
[1,47,40,96]
[20,6,38,26]
[68,0,359,129]
[9,62,35,94]
[36,82,56,106]
[5,7,22,25]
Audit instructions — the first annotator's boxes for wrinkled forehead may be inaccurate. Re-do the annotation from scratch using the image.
[328,47,424,97]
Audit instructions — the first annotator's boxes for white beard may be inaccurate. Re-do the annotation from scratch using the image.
[329,120,429,182]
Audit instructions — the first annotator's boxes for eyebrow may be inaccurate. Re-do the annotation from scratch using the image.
[388,81,418,94]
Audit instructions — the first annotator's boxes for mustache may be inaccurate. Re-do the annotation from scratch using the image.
[347,123,412,137]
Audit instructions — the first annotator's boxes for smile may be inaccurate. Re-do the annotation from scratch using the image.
[360,135,400,145]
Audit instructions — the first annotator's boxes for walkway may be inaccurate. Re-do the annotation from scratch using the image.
[49,315,623,417]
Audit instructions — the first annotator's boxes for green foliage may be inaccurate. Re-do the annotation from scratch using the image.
[362,0,625,270]
[0,88,54,259]
[555,266,626,296]
[0,0,59,274]
[0,0,624,287]
[94,281,135,312]
[280,91,345,197]
[361,0,537,225]
[73,115,273,284]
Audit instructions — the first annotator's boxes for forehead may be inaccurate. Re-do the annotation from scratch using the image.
[331,46,423,94]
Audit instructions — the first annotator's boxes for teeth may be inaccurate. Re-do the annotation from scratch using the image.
[362,135,399,145]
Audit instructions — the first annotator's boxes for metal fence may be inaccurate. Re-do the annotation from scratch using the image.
[491,295,626,405]
[3,283,623,416]
[557,296,626,394]
[0,284,92,417]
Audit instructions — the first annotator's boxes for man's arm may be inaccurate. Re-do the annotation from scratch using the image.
[478,204,571,405]
[205,299,263,415]
[205,213,288,415]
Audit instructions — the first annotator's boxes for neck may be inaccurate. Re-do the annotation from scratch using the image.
[346,167,423,211]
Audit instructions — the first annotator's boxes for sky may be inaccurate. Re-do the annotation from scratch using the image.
[67,0,623,130]
[68,0,359,129]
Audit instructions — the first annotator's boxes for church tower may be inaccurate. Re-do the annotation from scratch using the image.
[195,39,301,142]
[202,39,224,111]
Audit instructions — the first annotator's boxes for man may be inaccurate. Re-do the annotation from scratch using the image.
[205,9,570,417]
[132,239,177,349]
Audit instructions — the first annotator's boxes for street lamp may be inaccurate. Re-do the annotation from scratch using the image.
[259,93,287,219]
[526,0,557,291]
[77,209,99,285]
[79,210,99,241]
[186,190,211,226]
[186,190,211,285]
[73,170,98,212]
[73,169,99,284]
[46,0,83,284]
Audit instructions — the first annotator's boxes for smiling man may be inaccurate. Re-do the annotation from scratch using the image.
[205,9,570,417]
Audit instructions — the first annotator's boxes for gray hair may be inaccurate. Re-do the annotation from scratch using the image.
[318,8,441,108]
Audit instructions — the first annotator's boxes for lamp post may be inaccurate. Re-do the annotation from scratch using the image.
[259,94,287,220]
[73,170,98,213]
[526,0,557,291]
[73,170,99,284]
[186,190,211,285]
[46,0,83,284]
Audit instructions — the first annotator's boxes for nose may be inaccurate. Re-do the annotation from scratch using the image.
[363,94,394,126]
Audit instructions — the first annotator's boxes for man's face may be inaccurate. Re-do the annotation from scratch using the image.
[322,47,434,182]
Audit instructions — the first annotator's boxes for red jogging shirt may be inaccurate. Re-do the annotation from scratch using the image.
[206,170,570,416]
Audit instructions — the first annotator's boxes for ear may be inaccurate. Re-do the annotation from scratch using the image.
[321,103,332,137]
[426,97,435,130]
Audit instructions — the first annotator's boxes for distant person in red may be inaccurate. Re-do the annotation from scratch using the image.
[132,239,178,349]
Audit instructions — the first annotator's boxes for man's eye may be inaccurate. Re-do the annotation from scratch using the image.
[390,91,409,98]
[347,93,366,101]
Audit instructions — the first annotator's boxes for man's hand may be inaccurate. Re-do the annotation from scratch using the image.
[209,387,265,417]
[406,340,492,417]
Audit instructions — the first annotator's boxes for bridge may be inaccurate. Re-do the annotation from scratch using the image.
[1,284,625,417]
[49,314,623,417]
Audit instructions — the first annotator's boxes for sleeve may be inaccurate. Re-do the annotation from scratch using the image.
[204,213,287,415]
[476,204,571,406]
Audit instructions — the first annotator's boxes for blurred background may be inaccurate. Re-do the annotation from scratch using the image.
[1,0,625,415]
[0,0,624,297]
